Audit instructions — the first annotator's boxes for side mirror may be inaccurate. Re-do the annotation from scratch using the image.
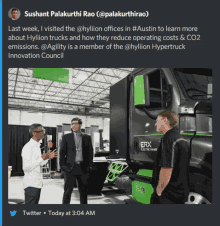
[134,75,150,108]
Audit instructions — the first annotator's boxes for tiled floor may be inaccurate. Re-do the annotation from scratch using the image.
[8,176,132,204]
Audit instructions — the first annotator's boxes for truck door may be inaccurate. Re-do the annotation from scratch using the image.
[129,69,173,167]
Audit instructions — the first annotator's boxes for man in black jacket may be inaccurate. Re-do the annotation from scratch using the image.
[151,110,191,204]
[60,117,93,204]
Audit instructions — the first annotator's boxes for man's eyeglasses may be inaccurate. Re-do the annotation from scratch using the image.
[71,123,79,126]
[33,129,45,133]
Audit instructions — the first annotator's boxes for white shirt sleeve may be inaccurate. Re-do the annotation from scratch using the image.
[40,159,49,166]
[22,144,48,172]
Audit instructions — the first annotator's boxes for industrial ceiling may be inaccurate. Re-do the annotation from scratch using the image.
[8,68,135,117]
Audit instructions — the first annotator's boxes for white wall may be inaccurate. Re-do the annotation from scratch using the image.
[103,118,110,140]
[8,110,110,139]
[8,110,21,125]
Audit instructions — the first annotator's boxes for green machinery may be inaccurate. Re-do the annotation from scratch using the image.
[106,162,128,182]
[106,162,154,204]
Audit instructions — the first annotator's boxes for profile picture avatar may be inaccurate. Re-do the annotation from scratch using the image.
[8,8,21,20]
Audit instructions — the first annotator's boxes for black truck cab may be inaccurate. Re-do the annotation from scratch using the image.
[110,68,212,204]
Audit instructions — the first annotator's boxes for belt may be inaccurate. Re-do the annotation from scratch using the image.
[75,161,83,164]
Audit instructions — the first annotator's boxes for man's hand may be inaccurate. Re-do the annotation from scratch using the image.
[42,152,49,160]
[48,150,57,159]
[156,167,173,196]
[156,186,162,196]
[42,150,57,160]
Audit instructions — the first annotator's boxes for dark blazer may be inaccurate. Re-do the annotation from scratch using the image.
[59,132,93,173]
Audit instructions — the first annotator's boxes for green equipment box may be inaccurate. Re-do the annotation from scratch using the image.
[132,169,154,204]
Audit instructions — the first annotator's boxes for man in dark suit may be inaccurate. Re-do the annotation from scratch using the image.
[60,117,93,204]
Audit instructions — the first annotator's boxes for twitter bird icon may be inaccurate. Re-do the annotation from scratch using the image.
[10,210,17,216]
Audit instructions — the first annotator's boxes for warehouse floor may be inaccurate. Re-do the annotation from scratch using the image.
[8,176,132,204]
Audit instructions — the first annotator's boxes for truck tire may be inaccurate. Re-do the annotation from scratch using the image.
[185,173,212,204]
[115,175,132,194]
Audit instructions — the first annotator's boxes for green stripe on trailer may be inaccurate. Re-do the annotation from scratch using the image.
[181,133,212,136]
[137,134,163,136]
[196,134,212,136]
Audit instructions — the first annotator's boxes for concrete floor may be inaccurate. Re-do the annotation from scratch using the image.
[8,176,132,204]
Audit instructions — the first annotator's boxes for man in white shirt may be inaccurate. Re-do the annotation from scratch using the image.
[21,124,57,204]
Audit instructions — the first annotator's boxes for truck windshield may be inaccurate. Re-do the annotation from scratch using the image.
[174,69,212,100]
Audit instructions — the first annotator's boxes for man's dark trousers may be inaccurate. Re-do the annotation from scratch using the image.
[62,164,89,204]
[150,191,185,204]
[60,132,93,204]
[24,187,41,204]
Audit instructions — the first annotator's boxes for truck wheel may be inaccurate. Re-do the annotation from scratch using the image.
[115,175,132,194]
[185,173,212,204]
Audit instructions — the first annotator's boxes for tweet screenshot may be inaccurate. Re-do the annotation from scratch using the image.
[1,0,219,226]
